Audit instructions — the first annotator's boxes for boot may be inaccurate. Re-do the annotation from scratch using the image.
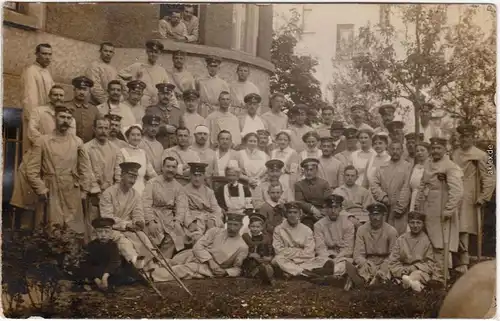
[259,264,275,286]
[345,261,364,287]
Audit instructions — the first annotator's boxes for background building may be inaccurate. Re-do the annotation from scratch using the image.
[2,2,274,206]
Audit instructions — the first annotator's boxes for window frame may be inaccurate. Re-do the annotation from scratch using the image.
[335,23,355,61]
[3,2,45,30]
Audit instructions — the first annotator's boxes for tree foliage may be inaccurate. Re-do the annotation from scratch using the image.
[330,4,495,140]
[270,9,325,110]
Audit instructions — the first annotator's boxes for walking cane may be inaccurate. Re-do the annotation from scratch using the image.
[474,160,484,260]
[132,263,164,298]
[441,178,451,288]
[134,231,193,296]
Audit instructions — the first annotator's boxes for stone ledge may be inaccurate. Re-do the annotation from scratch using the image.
[3,10,40,30]
[155,39,275,74]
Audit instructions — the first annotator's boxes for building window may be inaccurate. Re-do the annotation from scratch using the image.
[159,4,199,19]
[3,2,45,30]
[336,24,355,60]
[302,5,314,34]
[232,4,260,56]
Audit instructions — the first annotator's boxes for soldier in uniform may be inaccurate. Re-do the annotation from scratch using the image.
[261,92,289,140]
[288,104,314,153]
[180,89,205,138]
[196,56,230,118]
[404,132,425,165]
[419,103,442,143]
[106,113,129,149]
[68,76,99,143]
[170,51,196,101]
[205,91,242,148]
[238,93,267,137]
[415,137,463,284]
[317,136,345,190]
[253,159,294,209]
[146,83,182,148]
[138,114,164,174]
[123,80,147,124]
[334,127,359,167]
[294,158,332,230]
[451,124,495,273]
[97,80,136,129]
[162,127,201,185]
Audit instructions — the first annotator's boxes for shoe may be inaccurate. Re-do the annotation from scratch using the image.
[411,280,424,292]
[135,256,146,269]
[345,261,364,287]
[402,275,412,289]
[260,264,275,285]
[301,270,321,278]
[344,277,353,291]
[321,260,335,275]
[426,279,445,289]
[454,265,468,274]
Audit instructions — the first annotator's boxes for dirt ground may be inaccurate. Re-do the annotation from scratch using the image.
[53,277,447,318]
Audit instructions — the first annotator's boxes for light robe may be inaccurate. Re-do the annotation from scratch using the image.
[26,133,93,234]
[120,146,157,195]
[415,155,463,252]
[261,111,289,140]
[143,176,188,251]
[370,159,412,235]
[109,137,129,149]
[314,216,355,276]
[210,148,240,177]
[10,106,76,210]
[85,60,119,105]
[318,156,345,189]
[99,183,154,262]
[183,15,199,43]
[205,110,242,147]
[351,149,376,186]
[138,137,164,174]
[84,139,123,193]
[97,101,136,130]
[122,99,145,125]
[334,149,357,168]
[183,183,224,244]
[181,111,205,139]
[159,19,188,40]
[152,227,248,281]
[271,147,300,190]
[191,144,216,175]
[353,222,398,282]
[451,146,495,234]
[333,184,373,223]
[388,231,437,284]
[362,151,391,189]
[229,80,260,115]
[196,75,230,118]
[21,62,55,153]
[67,101,100,143]
[409,162,426,211]
[238,114,267,137]
[118,62,178,108]
[171,69,196,97]
[251,178,294,209]
[288,124,313,153]
[272,221,329,276]
[162,146,200,184]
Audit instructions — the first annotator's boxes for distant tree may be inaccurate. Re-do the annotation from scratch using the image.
[270,9,325,111]
[347,4,496,140]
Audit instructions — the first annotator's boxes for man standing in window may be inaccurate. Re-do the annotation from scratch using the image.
[85,42,119,106]
[230,63,260,116]
[183,5,199,43]
[159,9,189,42]
[21,43,55,154]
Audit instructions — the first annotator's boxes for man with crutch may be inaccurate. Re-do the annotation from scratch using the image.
[415,137,463,286]
[451,124,495,273]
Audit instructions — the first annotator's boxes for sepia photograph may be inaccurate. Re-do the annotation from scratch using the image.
[1,1,497,318]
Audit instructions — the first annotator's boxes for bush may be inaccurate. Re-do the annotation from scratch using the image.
[2,224,86,317]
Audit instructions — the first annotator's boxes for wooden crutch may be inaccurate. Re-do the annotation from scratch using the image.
[441,178,451,288]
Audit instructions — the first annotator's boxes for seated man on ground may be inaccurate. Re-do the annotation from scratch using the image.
[272,202,334,279]
[347,202,398,287]
[72,217,127,292]
[214,160,253,233]
[241,212,275,285]
[143,156,189,259]
[99,162,154,269]
[314,194,355,288]
[388,211,438,292]
[150,213,249,281]
[183,162,224,245]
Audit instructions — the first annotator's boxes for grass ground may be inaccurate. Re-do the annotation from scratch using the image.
[46,277,448,318]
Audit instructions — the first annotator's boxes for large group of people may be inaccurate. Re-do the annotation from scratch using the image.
[10,39,495,295]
